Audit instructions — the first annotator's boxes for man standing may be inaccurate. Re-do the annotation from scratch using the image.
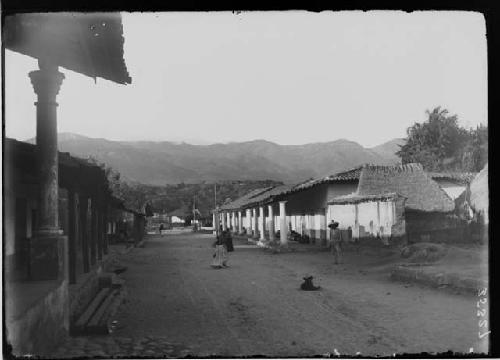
[328,221,343,264]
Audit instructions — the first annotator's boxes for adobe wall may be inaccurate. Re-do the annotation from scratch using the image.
[405,211,473,244]
[6,281,69,357]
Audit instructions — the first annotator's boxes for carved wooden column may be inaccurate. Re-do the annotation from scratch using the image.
[29,60,65,235]
[28,59,65,280]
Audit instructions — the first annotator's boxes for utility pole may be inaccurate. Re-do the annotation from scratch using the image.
[193,195,196,230]
[214,183,219,237]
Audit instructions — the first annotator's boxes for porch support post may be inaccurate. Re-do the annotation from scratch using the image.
[231,212,236,233]
[28,59,66,280]
[259,206,266,242]
[268,204,275,242]
[212,212,216,234]
[68,190,77,284]
[279,201,288,246]
[97,196,103,261]
[222,211,227,231]
[246,209,252,236]
[79,195,90,273]
[90,197,98,265]
[238,211,243,234]
[103,202,109,255]
[321,207,328,246]
[252,208,258,239]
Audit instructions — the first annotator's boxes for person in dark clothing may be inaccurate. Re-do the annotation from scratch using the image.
[328,221,343,264]
[220,228,234,266]
[212,226,234,268]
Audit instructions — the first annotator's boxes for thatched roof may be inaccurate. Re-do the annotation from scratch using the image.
[429,172,476,185]
[330,192,405,205]
[469,163,488,222]
[355,163,455,213]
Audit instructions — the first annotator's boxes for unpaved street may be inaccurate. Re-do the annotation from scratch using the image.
[110,233,487,357]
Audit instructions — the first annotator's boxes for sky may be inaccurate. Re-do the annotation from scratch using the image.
[4,11,487,147]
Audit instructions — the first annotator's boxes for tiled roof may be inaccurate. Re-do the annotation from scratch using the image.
[219,187,273,211]
[356,163,455,212]
[242,184,296,208]
[290,166,362,192]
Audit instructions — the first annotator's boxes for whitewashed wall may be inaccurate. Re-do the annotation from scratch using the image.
[358,202,378,236]
[441,185,466,200]
[329,204,356,230]
[329,200,397,239]
[379,201,395,236]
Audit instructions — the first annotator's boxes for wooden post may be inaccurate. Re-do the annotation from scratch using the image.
[29,61,65,235]
[79,195,90,273]
[90,198,97,265]
[97,196,103,261]
[28,60,65,280]
[68,189,77,284]
[103,202,109,255]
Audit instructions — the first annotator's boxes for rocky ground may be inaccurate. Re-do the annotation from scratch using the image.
[51,233,489,358]
[51,335,192,358]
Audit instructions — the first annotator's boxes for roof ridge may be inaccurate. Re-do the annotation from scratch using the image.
[363,162,423,173]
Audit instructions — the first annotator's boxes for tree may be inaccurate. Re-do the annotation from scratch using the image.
[397,107,486,172]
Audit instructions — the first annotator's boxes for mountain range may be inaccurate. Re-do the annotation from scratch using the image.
[28,133,405,185]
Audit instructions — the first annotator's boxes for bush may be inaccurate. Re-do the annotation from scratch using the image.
[400,242,447,263]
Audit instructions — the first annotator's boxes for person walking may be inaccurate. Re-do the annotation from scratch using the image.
[328,221,343,264]
[211,226,233,268]
[222,228,234,267]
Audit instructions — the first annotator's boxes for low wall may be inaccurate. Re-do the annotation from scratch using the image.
[68,271,101,331]
[6,281,68,356]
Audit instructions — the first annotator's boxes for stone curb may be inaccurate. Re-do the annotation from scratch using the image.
[390,265,487,294]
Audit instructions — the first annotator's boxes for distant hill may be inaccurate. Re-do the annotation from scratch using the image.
[369,138,405,163]
[27,133,405,185]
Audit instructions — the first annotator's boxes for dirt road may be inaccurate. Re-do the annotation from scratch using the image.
[111,233,487,357]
